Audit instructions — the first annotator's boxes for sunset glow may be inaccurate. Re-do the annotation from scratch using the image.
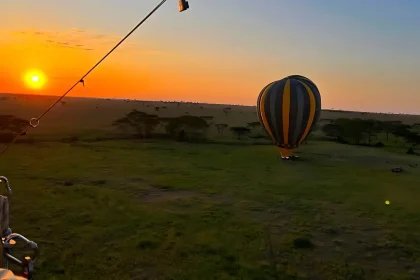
[23,70,47,90]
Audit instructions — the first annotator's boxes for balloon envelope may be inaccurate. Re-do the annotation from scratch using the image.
[257,75,321,158]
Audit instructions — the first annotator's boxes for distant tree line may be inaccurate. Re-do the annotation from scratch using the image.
[111,109,269,142]
[112,110,212,142]
[322,118,420,153]
[2,111,418,155]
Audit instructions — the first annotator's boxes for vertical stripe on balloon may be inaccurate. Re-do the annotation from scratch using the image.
[298,80,316,144]
[289,80,304,144]
[282,80,291,145]
[269,81,283,143]
[257,82,273,125]
[259,83,276,141]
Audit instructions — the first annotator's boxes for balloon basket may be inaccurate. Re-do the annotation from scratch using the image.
[281,155,299,161]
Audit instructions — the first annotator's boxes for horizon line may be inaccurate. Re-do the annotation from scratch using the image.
[1,92,419,117]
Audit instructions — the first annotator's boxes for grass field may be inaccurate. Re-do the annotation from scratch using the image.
[1,139,419,279]
[1,93,420,279]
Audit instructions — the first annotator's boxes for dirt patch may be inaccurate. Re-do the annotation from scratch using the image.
[246,200,420,279]
[136,184,232,205]
[138,187,202,202]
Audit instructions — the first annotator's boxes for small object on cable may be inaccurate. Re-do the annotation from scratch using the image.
[29,118,39,128]
[178,0,189,12]
[79,79,85,87]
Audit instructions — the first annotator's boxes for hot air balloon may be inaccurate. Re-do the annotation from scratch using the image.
[257,75,321,159]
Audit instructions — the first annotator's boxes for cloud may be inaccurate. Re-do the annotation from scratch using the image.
[4,28,162,54]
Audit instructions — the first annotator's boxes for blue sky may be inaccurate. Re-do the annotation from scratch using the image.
[2,0,420,113]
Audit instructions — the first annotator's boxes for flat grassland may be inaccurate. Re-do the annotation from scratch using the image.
[1,93,419,139]
[1,93,420,279]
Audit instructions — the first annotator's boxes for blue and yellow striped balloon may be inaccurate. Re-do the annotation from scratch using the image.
[257,75,321,158]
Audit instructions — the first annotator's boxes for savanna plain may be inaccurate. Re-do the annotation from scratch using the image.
[0,93,420,280]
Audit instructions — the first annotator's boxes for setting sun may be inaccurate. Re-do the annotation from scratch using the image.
[23,70,47,90]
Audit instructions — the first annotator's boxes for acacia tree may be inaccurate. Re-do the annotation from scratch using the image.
[230,126,251,140]
[199,116,214,125]
[0,115,28,142]
[222,107,232,119]
[361,119,383,144]
[112,110,160,138]
[392,123,413,144]
[166,115,210,141]
[0,115,28,134]
[215,124,228,136]
[322,123,341,140]
[404,131,420,146]
[412,123,420,133]
[389,124,420,153]
[247,121,261,132]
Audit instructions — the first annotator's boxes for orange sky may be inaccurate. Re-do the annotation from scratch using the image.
[1,19,419,114]
[1,28,277,105]
[1,29,165,99]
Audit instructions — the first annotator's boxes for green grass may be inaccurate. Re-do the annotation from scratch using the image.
[1,140,420,279]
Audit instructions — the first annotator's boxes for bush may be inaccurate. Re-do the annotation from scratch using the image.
[374,142,385,147]
[407,147,415,155]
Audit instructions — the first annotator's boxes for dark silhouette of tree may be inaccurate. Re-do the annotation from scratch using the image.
[412,123,420,133]
[392,123,412,144]
[222,107,232,117]
[382,121,401,140]
[0,115,28,142]
[112,110,160,138]
[330,118,374,144]
[230,126,251,140]
[155,107,160,112]
[404,132,420,146]
[200,116,214,121]
[166,115,209,141]
[158,117,173,135]
[322,118,383,145]
[360,119,383,144]
[321,117,420,149]
[247,121,261,132]
[215,124,228,136]
[322,123,341,140]
[390,123,420,149]
[199,116,214,125]
[0,115,28,133]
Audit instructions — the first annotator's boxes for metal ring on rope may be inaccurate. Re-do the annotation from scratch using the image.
[29,118,39,128]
